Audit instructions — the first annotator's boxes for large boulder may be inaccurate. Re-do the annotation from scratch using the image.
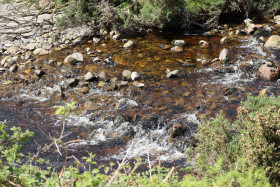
[264,35,280,48]
[258,61,280,80]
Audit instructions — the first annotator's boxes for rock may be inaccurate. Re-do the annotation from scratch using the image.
[199,40,209,48]
[131,72,140,81]
[7,46,20,55]
[113,34,122,40]
[171,46,183,53]
[142,115,160,130]
[0,68,6,72]
[80,86,90,94]
[84,72,96,82]
[238,62,253,71]
[160,44,172,50]
[244,18,253,27]
[37,14,52,24]
[4,58,16,68]
[219,48,230,62]
[34,69,45,76]
[39,0,51,7]
[72,37,83,46]
[264,35,280,48]
[33,48,48,56]
[98,71,108,81]
[167,70,179,78]
[220,37,231,44]
[98,81,105,87]
[1,56,11,66]
[246,24,257,35]
[259,89,268,98]
[92,57,100,63]
[122,70,132,80]
[170,123,187,138]
[92,37,101,45]
[258,61,280,80]
[173,40,185,47]
[67,78,79,88]
[64,53,84,63]
[9,64,17,72]
[275,15,280,24]
[123,40,134,49]
[132,81,145,88]
[25,53,30,60]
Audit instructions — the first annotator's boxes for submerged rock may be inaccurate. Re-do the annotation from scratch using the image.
[219,48,230,62]
[199,40,209,48]
[171,46,183,53]
[64,53,84,63]
[170,123,187,138]
[122,70,132,80]
[123,40,134,49]
[167,70,179,78]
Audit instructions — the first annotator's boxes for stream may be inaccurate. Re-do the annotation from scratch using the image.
[1,22,280,169]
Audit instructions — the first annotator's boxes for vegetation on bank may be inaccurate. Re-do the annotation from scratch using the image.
[52,0,280,31]
[1,94,280,186]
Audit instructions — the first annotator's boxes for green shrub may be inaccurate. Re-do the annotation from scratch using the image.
[188,94,280,184]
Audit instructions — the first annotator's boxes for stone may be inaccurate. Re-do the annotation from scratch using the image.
[113,34,122,40]
[259,89,268,98]
[123,40,134,49]
[220,37,231,44]
[84,72,96,82]
[171,46,183,53]
[72,37,83,46]
[274,15,280,24]
[219,48,230,62]
[80,86,90,94]
[173,40,185,47]
[131,72,140,81]
[92,57,100,63]
[4,58,16,68]
[1,56,11,66]
[64,53,84,63]
[244,18,253,27]
[25,53,30,60]
[34,69,44,76]
[37,14,52,24]
[122,70,132,80]
[264,35,280,48]
[170,123,186,138]
[258,61,280,80]
[33,48,48,56]
[98,71,108,81]
[39,0,50,7]
[92,37,101,45]
[167,70,179,78]
[246,24,257,35]
[0,68,6,72]
[199,40,209,48]
[67,78,79,88]
[9,64,17,72]
[7,46,20,55]
[132,81,145,88]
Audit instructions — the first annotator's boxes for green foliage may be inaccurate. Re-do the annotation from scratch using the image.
[188,94,280,185]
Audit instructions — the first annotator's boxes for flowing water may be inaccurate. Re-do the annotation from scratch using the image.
[1,25,280,168]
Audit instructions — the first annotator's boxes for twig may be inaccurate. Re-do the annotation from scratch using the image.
[163,167,174,182]
[147,153,152,180]
[106,141,134,187]
[7,179,22,187]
